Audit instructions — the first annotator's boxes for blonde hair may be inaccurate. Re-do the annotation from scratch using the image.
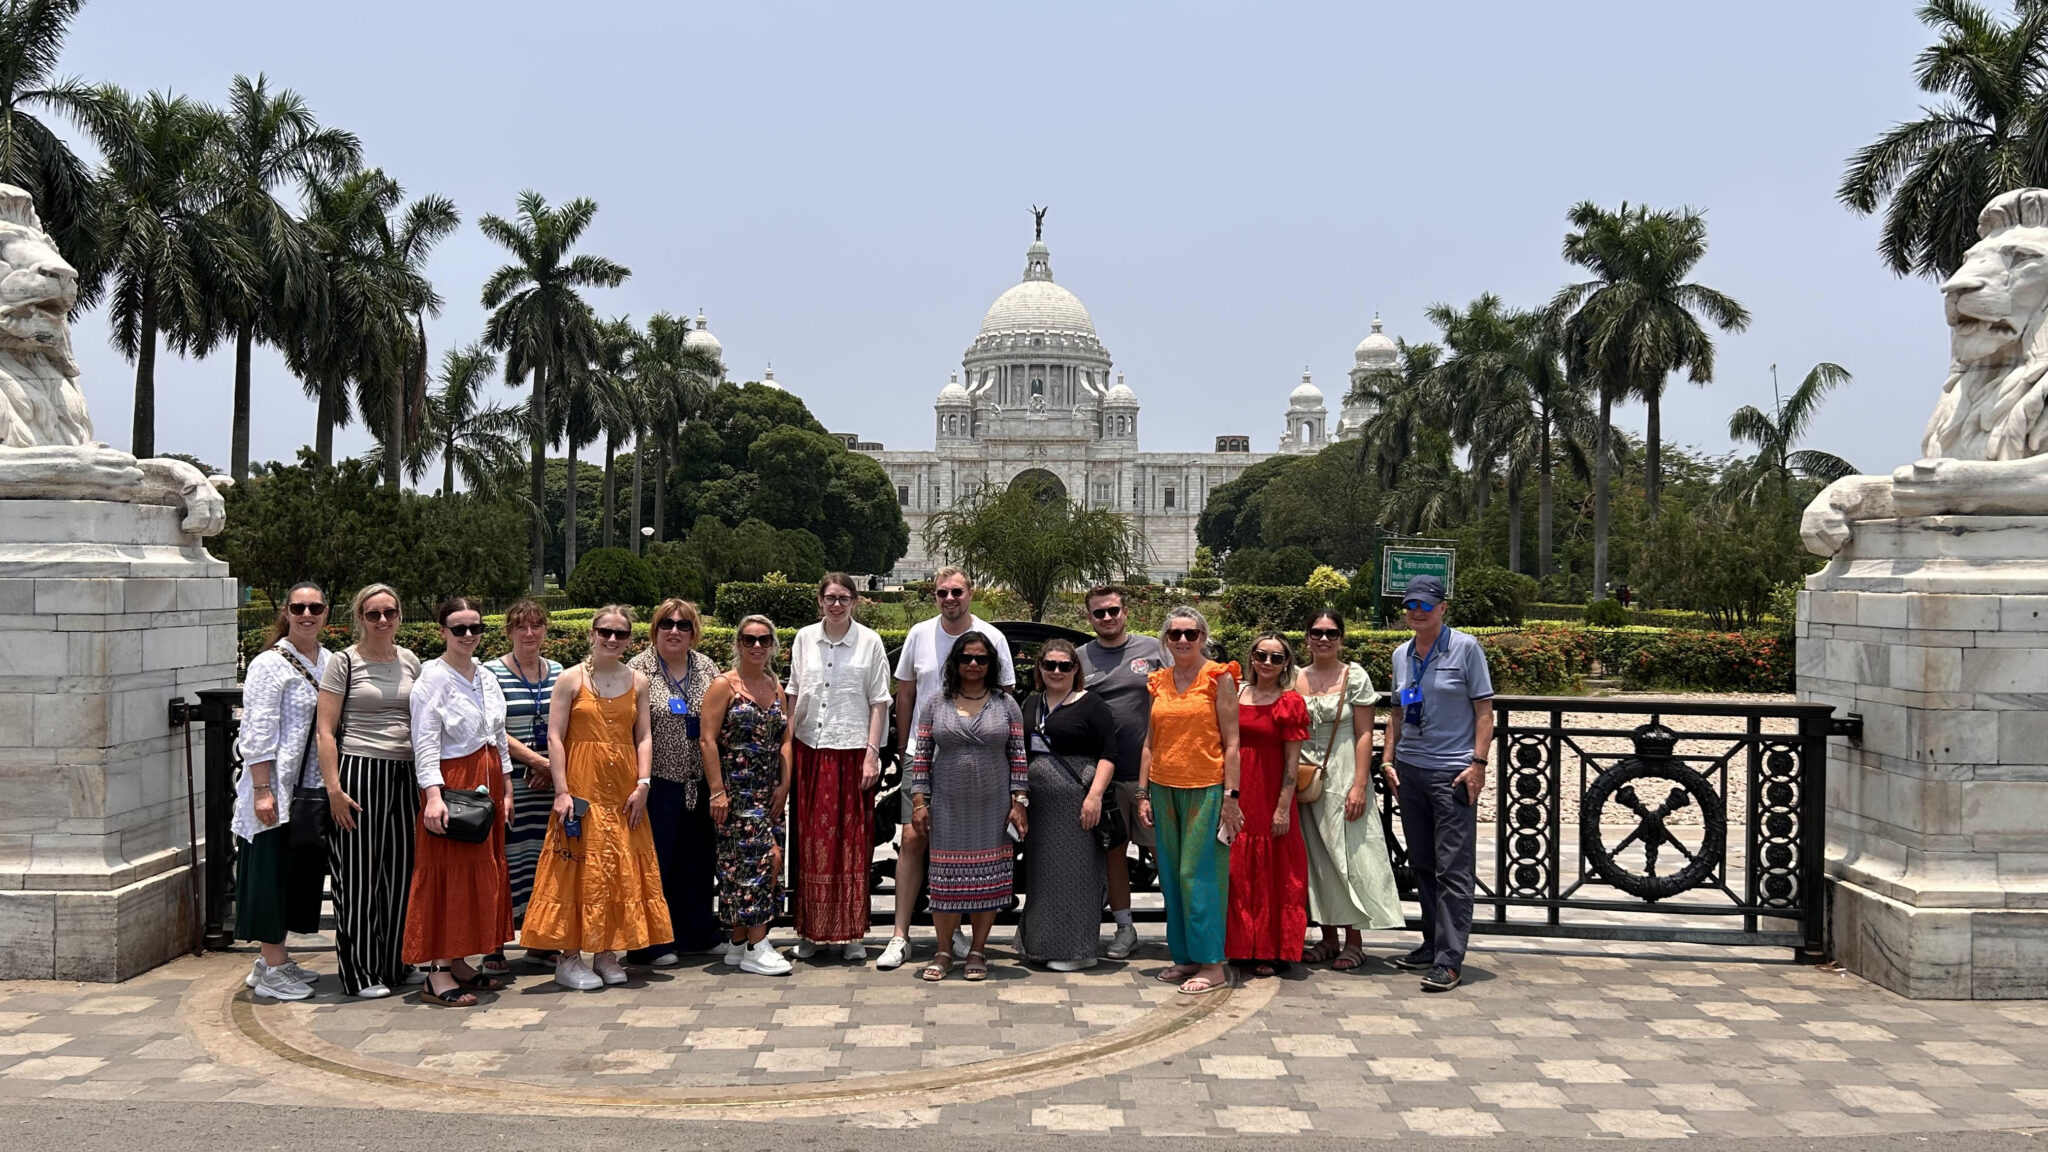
[1245,631,1298,690]
[591,603,636,632]
[932,565,972,590]
[350,583,401,639]
[732,614,780,664]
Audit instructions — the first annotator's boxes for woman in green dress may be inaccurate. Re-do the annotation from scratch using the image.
[1296,609,1403,969]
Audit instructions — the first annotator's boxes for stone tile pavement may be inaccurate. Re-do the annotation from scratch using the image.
[0,927,2044,1138]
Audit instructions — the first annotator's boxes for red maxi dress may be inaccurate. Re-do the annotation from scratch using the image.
[1225,689,1311,963]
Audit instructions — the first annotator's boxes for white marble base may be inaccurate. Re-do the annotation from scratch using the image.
[1801,514,2048,999]
[0,498,236,980]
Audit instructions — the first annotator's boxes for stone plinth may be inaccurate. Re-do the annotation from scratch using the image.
[1800,514,2048,999]
[0,499,238,980]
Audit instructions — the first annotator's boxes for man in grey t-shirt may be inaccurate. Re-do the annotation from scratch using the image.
[1079,585,1165,960]
[1380,575,1494,994]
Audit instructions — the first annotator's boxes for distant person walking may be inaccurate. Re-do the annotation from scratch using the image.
[1381,575,1494,993]
[1296,610,1402,970]
[1078,585,1165,961]
[626,598,723,965]
[484,599,561,972]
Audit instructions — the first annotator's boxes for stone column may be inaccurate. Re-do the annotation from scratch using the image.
[0,498,238,980]
[1800,514,2048,998]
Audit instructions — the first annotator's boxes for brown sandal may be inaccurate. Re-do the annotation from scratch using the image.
[1302,939,1338,964]
[1331,945,1365,971]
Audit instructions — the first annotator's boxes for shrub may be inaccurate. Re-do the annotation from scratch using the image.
[1448,566,1536,627]
[1621,630,1793,692]
[714,581,818,628]
[1184,546,1222,596]
[649,549,707,603]
[1583,597,1630,627]
[566,548,657,608]
[1219,585,1327,629]
[1306,565,1350,601]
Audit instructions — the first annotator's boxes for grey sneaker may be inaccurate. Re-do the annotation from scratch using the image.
[1420,964,1462,992]
[250,961,312,1001]
[276,960,321,985]
[1106,923,1139,960]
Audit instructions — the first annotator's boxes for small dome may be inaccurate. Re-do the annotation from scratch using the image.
[937,370,970,403]
[684,310,723,361]
[760,364,783,391]
[1354,314,1397,367]
[1104,372,1137,405]
[1289,368,1324,408]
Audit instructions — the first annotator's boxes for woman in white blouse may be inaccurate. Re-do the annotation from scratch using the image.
[786,572,892,961]
[402,597,514,1008]
[233,582,332,1001]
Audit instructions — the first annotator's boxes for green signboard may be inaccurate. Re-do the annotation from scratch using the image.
[1381,546,1455,597]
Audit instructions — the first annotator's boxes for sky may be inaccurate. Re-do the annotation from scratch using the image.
[58,0,1950,476]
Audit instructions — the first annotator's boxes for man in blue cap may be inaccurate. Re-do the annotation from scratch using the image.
[1378,574,1494,992]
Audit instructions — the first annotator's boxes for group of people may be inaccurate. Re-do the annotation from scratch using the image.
[230,567,1493,1006]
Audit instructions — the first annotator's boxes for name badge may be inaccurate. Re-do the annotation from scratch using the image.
[1027,732,1051,756]
[669,698,690,716]
[1396,685,1423,707]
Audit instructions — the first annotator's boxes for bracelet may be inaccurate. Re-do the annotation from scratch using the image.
[1471,757,1489,766]
[252,784,272,793]
[636,779,651,788]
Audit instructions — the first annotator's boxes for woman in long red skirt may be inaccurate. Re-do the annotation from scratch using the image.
[1225,631,1310,976]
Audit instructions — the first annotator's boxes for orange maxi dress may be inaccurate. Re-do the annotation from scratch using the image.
[519,676,672,953]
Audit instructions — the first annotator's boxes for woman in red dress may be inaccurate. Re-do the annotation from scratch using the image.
[1225,631,1310,976]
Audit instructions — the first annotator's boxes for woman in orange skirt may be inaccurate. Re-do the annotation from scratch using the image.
[520,605,671,991]
[404,598,515,1007]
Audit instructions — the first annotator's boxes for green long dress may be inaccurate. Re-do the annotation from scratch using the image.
[1299,663,1404,931]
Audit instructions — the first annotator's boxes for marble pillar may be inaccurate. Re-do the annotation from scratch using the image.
[0,498,238,980]
[1800,515,2048,999]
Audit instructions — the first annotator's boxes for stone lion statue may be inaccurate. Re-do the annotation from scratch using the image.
[1804,186,2048,556]
[0,185,223,536]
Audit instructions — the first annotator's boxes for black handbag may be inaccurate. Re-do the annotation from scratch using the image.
[280,645,333,849]
[435,785,496,844]
[1038,696,1128,853]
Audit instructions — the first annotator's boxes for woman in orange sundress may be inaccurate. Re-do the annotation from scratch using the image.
[520,605,672,990]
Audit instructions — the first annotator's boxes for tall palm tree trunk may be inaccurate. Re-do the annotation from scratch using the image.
[441,435,455,497]
[528,362,548,593]
[386,367,404,490]
[231,324,254,481]
[564,438,580,582]
[1506,477,1523,574]
[131,288,158,459]
[651,437,668,544]
[601,433,617,551]
[1644,388,1661,519]
[314,377,336,467]
[1538,421,1554,578]
[629,438,644,554]
[1593,390,1612,600]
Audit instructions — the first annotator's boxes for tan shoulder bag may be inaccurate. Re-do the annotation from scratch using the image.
[1295,665,1346,804]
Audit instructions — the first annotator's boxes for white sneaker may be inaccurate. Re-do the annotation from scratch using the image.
[875,936,911,970]
[841,940,867,962]
[739,939,792,976]
[1107,923,1139,960]
[250,961,313,1001]
[721,941,744,966]
[277,960,322,985]
[353,983,391,1000]
[1048,957,1099,972]
[646,951,680,968]
[554,955,602,991]
[244,958,264,988]
[402,966,428,986]
[952,928,972,960]
[592,952,628,986]
[794,938,819,959]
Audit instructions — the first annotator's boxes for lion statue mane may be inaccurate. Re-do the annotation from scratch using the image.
[1804,186,2048,557]
[0,184,223,536]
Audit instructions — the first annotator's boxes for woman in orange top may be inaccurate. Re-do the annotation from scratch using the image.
[1137,605,1242,995]
[520,605,672,991]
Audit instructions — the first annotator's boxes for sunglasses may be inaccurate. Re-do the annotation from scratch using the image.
[1251,651,1290,665]
[822,594,855,605]
[957,653,991,666]
[593,626,630,641]
[738,633,774,648]
[1307,627,1342,641]
[360,608,399,624]
[1089,605,1122,619]
[655,618,696,633]
[445,623,486,638]
[934,587,969,600]
[1403,600,1436,612]
[287,601,326,616]
[1164,628,1202,643]
[1039,659,1075,674]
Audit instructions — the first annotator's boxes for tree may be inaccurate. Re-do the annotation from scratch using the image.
[1726,362,1858,504]
[1841,0,2048,279]
[632,311,721,546]
[591,317,640,551]
[1256,440,1383,567]
[1185,546,1221,595]
[203,73,358,482]
[91,88,251,459]
[546,305,624,580]
[924,473,1144,621]
[370,189,458,491]
[282,169,407,465]
[0,0,113,302]
[412,343,522,497]
[480,191,629,591]
[1197,455,1298,554]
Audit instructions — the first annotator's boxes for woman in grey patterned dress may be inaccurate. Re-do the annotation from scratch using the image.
[1020,639,1119,970]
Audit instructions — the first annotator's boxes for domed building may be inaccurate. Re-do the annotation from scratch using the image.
[684,310,724,374]
[1339,314,1399,440]
[853,222,1369,581]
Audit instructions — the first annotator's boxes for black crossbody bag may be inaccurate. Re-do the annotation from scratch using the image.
[288,649,347,848]
[1036,696,1128,853]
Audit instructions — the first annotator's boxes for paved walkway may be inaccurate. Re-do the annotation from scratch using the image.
[2,926,2045,1139]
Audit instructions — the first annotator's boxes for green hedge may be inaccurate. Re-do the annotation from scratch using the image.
[715,582,819,628]
[567,548,657,607]
[1218,585,1328,629]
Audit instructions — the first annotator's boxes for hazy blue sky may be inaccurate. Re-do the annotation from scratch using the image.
[60,1,1947,475]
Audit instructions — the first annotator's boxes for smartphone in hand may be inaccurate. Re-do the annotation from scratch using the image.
[1216,823,1237,847]
[1453,779,1473,807]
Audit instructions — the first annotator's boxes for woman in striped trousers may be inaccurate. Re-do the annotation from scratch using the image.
[316,584,424,998]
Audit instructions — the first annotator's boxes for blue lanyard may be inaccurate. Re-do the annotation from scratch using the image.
[656,654,691,712]
[1409,629,1449,690]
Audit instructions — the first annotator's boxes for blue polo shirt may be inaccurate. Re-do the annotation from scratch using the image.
[1390,627,1495,773]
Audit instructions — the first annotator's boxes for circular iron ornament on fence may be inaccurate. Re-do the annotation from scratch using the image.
[1578,723,1726,902]
[1504,734,1552,898]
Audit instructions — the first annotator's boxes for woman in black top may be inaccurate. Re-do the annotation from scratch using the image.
[1019,639,1120,970]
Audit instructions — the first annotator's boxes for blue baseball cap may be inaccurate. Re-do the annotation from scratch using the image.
[1403,575,1447,607]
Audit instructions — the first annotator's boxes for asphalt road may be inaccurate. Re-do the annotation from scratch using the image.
[1,1102,2039,1152]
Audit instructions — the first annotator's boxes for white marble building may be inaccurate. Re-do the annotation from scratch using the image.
[850,229,1397,581]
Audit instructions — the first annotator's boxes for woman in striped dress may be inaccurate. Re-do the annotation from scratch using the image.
[483,600,561,970]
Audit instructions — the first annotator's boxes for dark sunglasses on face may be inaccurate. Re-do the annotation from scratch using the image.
[1251,651,1289,665]
[1039,659,1075,673]
[738,633,774,648]
[655,618,695,633]
[935,587,968,600]
[1089,605,1122,619]
[445,623,486,638]
[1307,627,1342,640]
[287,601,326,616]
[593,626,630,641]
[1403,600,1434,612]
[958,653,991,666]
[360,608,399,623]
[1165,628,1202,643]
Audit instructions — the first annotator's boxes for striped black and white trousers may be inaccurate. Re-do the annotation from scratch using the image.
[325,754,418,994]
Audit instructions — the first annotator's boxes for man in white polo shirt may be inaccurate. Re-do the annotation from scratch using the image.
[874,566,1016,970]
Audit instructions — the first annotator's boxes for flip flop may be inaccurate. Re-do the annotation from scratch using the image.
[1178,975,1226,996]
[1155,964,1197,984]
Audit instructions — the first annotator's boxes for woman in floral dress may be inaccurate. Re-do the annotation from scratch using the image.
[699,615,794,976]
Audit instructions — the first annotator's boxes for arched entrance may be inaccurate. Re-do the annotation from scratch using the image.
[1008,468,1067,503]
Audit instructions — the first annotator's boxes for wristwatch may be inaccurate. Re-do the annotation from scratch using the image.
[1224,788,1241,799]
[1011,793,1029,808]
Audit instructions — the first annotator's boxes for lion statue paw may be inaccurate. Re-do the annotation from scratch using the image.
[135,457,226,538]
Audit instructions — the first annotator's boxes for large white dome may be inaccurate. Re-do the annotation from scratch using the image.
[1354,314,1397,367]
[976,238,1099,341]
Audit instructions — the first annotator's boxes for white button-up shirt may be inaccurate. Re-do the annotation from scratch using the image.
[787,620,892,750]
[232,641,329,842]
[409,657,511,788]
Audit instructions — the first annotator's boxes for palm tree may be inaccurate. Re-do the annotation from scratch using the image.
[1554,201,1749,597]
[90,87,251,459]
[479,191,629,591]
[412,343,523,497]
[281,168,404,466]
[0,0,114,301]
[201,75,357,482]
[1350,339,1442,491]
[1508,309,1598,578]
[1427,293,1522,519]
[1727,362,1858,503]
[369,191,458,490]
[632,310,721,545]
[1841,0,2048,280]
[589,316,641,552]
[547,306,631,579]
